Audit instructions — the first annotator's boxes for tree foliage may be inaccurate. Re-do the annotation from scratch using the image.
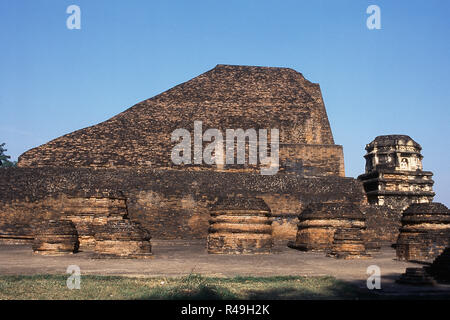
[0,143,17,167]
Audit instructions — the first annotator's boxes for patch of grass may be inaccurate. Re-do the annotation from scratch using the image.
[0,274,373,300]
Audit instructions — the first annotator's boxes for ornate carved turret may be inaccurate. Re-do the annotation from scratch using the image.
[396,203,450,262]
[32,220,79,255]
[291,202,366,252]
[358,135,435,209]
[207,195,273,254]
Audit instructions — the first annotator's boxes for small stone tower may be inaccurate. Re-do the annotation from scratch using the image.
[358,135,435,209]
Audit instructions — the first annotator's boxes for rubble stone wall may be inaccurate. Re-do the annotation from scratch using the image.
[0,167,366,241]
[361,205,403,248]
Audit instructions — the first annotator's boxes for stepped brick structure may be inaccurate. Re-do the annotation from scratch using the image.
[207,196,273,254]
[0,65,366,245]
[396,268,436,286]
[62,191,128,250]
[32,220,79,255]
[426,247,450,284]
[1,64,446,259]
[290,202,366,252]
[328,228,370,259]
[17,65,344,177]
[396,203,450,263]
[94,219,152,258]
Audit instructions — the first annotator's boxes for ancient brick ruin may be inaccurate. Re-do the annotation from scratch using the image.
[328,228,370,259]
[397,267,436,286]
[426,247,450,284]
[207,195,273,254]
[290,202,367,254]
[17,65,344,177]
[0,65,360,248]
[397,247,450,286]
[358,135,435,208]
[396,203,450,262]
[94,219,152,258]
[358,135,437,246]
[32,220,79,255]
[0,167,366,245]
[0,65,446,262]
[62,191,129,250]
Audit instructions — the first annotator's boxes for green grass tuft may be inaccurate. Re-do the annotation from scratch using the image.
[0,273,373,300]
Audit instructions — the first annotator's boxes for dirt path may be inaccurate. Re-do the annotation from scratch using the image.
[1,241,449,297]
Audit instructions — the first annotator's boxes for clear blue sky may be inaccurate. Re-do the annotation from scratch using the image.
[1,0,449,204]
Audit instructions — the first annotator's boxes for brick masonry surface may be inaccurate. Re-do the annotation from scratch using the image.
[0,167,366,241]
[17,65,342,175]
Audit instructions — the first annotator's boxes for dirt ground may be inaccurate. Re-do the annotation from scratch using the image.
[1,240,449,297]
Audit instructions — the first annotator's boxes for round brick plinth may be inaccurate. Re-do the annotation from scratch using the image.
[328,228,370,259]
[396,203,450,263]
[94,219,152,258]
[32,220,79,255]
[63,191,128,251]
[292,202,366,252]
[207,196,273,254]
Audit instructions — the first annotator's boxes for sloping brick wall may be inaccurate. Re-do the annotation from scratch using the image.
[18,65,341,173]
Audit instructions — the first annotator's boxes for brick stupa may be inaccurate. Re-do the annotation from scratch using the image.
[207,195,273,254]
[1,65,370,247]
[18,65,344,177]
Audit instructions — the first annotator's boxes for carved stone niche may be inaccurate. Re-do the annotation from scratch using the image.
[291,202,366,252]
[32,220,79,255]
[207,195,273,254]
[363,135,424,172]
[93,219,152,258]
[396,202,450,263]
